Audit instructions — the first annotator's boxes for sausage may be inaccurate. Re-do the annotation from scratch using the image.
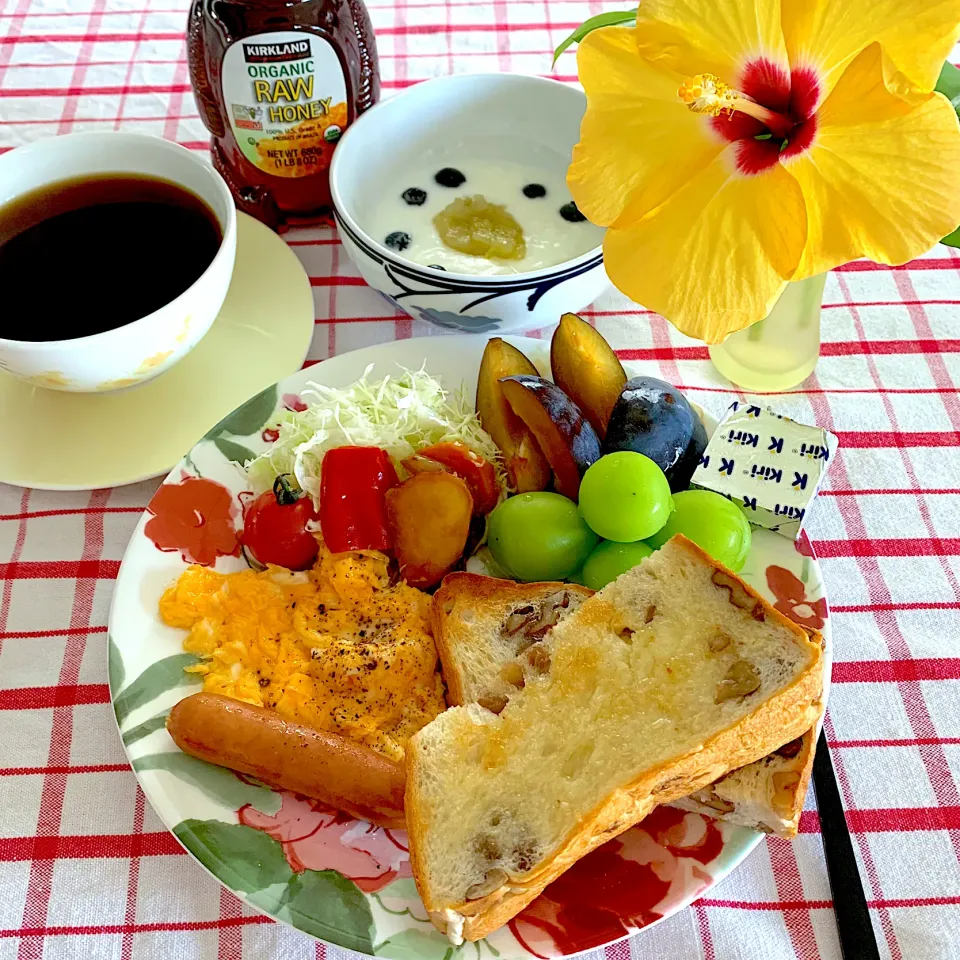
[167,693,406,827]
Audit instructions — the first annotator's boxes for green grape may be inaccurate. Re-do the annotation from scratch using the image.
[581,540,654,591]
[488,492,599,582]
[646,489,752,571]
[578,452,673,542]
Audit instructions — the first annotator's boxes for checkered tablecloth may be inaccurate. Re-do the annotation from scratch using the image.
[2,2,960,958]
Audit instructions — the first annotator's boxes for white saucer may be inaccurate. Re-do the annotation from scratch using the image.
[0,213,315,491]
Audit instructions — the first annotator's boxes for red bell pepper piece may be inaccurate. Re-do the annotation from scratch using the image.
[319,446,399,552]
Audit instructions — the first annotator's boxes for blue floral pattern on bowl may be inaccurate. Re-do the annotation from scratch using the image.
[336,212,608,335]
[412,307,502,333]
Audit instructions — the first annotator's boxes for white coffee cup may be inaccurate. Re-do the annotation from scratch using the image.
[0,132,236,393]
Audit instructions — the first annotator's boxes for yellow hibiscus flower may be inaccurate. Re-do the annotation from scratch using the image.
[567,0,960,343]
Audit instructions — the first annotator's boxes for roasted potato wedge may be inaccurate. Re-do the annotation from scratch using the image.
[476,338,551,493]
[386,472,474,588]
[550,312,627,439]
[404,442,500,516]
[499,375,601,500]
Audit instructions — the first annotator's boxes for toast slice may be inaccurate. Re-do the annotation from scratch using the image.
[433,572,817,837]
[432,575,593,710]
[406,536,824,943]
[670,729,815,834]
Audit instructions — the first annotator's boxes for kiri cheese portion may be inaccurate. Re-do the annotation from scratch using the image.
[691,401,837,539]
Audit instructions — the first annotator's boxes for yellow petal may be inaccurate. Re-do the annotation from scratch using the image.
[788,44,960,276]
[602,149,807,343]
[634,0,788,85]
[568,26,724,228]
[782,0,960,97]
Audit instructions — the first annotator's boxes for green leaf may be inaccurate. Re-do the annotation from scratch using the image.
[375,928,466,960]
[376,928,461,960]
[277,869,376,955]
[246,881,295,916]
[173,819,293,892]
[213,436,257,465]
[371,877,429,920]
[375,929,469,960]
[935,60,960,116]
[108,634,125,696]
[552,8,637,65]
[135,752,282,813]
[113,653,201,727]
[209,385,279,439]
[941,224,960,248]
[122,710,169,747]
[935,62,960,247]
[380,877,420,901]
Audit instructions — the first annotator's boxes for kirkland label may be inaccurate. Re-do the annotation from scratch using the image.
[221,30,347,179]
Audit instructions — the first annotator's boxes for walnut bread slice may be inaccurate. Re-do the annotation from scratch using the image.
[405,535,824,944]
[431,574,592,710]
[433,572,820,838]
[670,728,817,835]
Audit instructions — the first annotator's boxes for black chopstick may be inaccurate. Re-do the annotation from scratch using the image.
[812,728,882,960]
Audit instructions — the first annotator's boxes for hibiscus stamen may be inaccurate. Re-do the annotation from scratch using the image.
[678,73,738,115]
[679,73,792,138]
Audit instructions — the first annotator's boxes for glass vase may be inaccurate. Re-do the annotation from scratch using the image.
[708,273,827,392]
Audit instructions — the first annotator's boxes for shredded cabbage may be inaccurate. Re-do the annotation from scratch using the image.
[246,364,507,503]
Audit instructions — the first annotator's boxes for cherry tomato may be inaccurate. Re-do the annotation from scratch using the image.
[241,476,320,571]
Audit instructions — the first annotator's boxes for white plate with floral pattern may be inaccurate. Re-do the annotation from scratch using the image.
[108,335,831,959]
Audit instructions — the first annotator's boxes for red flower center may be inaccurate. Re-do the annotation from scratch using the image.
[710,58,820,175]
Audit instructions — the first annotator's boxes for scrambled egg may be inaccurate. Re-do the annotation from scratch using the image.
[159,545,446,762]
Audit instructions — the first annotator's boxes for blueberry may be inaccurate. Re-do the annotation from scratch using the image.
[559,201,587,223]
[523,183,547,199]
[428,264,447,271]
[385,231,411,251]
[435,167,466,188]
[402,187,427,206]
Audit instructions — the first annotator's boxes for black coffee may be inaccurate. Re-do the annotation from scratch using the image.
[0,174,223,342]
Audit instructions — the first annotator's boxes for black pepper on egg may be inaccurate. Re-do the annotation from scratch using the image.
[523,183,547,199]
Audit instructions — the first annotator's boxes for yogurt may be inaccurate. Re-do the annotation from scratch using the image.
[366,144,604,276]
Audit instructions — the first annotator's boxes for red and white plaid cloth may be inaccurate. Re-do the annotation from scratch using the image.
[2,1,960,958]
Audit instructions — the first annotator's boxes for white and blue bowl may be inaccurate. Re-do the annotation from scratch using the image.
[329,73,608,334]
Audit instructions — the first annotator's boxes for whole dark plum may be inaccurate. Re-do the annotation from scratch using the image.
[603,376,707,492]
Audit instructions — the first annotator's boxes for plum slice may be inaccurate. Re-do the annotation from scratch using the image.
[476,339,551,493]
[550,312,626,440]
[499,375,601,500]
